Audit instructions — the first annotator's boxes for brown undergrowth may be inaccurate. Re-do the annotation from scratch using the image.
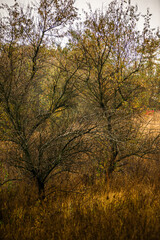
[1,156,160,240]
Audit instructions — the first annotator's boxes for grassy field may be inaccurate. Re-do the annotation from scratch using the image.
[142,111,160,133]
[1,157,160,240]
[0,111,159,240]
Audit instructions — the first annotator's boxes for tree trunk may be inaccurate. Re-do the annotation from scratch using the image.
[37,178,45,200]
[106,115,118,178]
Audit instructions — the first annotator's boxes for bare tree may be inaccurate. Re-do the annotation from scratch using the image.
[69,0,160,177]
[0,0,96,198]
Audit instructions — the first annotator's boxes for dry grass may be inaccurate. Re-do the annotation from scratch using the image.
[142,111,160,134]
[0,111,159,240]
[1,157,160,240]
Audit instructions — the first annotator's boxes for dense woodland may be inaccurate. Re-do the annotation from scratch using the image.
[0,0,160,239]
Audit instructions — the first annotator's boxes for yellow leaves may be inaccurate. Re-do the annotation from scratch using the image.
[131,92,148,110]
[54,106,65,117]
[12,207,26,225]
[122,100,129,109]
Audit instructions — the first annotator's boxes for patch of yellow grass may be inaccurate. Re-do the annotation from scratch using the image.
[1,166,160,240]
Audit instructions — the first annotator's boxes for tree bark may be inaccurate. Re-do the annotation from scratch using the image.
[37,177,45,200]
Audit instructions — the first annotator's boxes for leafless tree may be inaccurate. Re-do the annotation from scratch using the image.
[69,0,160,177]
[0,0,96,198]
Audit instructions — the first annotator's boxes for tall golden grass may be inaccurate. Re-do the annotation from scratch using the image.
[0,111,159,239]
[142,111,160,133]
[1,156,160,240]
